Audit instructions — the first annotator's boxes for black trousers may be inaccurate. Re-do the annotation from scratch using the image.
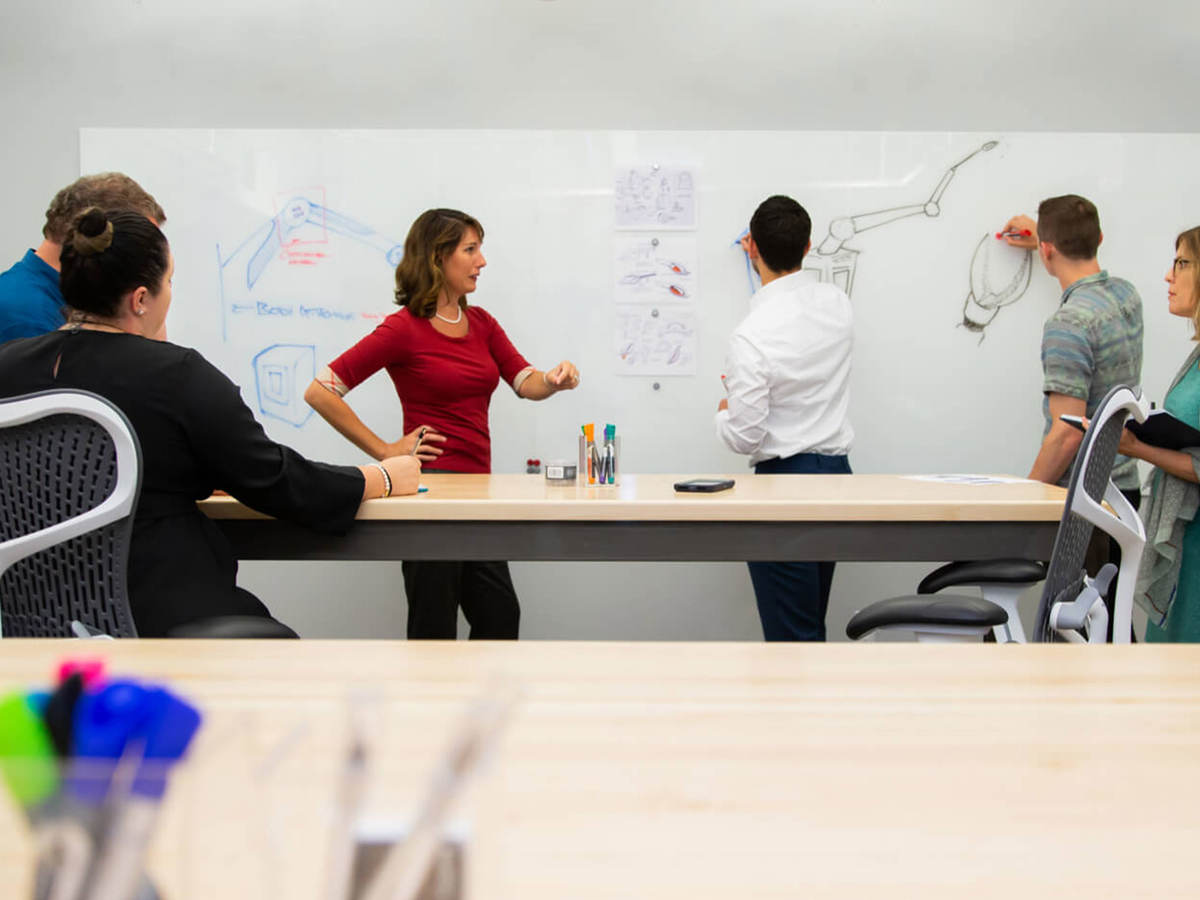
[400,559,520,640]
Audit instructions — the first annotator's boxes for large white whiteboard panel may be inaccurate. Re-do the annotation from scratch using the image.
[79,129,1200,477]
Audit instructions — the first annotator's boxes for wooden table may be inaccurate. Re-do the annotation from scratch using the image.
[1,640,1197,899]
[202,473,1067,562]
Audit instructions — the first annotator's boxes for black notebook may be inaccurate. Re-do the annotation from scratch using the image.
[1126,410,1200,451]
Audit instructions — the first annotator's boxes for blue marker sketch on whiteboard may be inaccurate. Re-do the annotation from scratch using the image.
[736,140,1000,298]
[215,188,403,341]
[252,344,316,427]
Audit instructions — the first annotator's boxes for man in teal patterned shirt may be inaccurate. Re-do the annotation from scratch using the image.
[1002,194,1143,496]
[1003,195,1143,639]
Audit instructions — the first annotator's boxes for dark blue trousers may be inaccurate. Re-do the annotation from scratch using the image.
[748,452,852,642]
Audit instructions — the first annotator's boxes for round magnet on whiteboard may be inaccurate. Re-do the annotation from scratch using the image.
[651,238,659,247]
[651,308,659,318]
[652,382,661,391]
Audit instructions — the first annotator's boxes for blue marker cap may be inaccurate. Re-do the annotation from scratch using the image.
[132,688,202,800]
[69,680,202,803]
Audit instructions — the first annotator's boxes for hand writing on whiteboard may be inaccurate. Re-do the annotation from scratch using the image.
[1000,214,1038,250]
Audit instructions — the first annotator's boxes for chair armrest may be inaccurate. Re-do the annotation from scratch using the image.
[846,595,1008,641]
[918,559,1047,594]
[166,616,299,639]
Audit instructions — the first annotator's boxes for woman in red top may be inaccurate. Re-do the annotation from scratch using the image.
[305,208,579,639]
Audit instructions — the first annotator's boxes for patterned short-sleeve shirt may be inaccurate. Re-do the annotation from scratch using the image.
[1040,270,1143,489]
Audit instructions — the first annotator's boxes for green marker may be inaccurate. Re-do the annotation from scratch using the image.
[0,692,60,809]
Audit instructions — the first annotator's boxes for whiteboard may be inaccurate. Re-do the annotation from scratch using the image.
[79,129,1200,478]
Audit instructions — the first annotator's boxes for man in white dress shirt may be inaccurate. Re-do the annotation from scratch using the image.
[716,195,854,641]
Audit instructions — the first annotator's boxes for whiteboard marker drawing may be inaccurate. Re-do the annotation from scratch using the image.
[215,188,404,341]
[253,344,316,427]
[736,140,999,297]
[959,233,1033,341]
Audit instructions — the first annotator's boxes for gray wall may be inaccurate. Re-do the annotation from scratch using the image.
[2,1,1190,638]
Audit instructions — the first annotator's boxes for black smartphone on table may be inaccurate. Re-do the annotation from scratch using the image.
[673,478,735,493]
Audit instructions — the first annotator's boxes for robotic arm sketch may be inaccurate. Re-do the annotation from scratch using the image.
[804,140,998,294]
[222,195,404,291]
[733,139,1033,341]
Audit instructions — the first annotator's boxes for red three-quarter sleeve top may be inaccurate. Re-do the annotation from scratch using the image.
[328,306,531,473]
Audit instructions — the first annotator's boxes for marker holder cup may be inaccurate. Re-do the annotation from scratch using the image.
[578,435,620,485]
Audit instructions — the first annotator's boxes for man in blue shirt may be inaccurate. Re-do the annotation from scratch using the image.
[0,173,165,343]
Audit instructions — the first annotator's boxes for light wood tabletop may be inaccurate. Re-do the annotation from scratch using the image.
[1,640,1197,899]
[201,473,1067,562]
[204,473,1066,521]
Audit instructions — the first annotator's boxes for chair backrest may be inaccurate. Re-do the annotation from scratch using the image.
[1032,385,1149,642]
[0,390,142,637]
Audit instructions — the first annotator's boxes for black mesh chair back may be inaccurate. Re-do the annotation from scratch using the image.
[0,390,142,637]
[1032,385,1147,642]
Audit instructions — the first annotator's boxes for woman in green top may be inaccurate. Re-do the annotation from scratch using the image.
[1117,226,1200,641]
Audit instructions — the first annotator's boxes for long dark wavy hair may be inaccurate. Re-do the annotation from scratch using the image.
[394,208,483,318]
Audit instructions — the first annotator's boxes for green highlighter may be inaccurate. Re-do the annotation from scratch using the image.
[0,691,60,810]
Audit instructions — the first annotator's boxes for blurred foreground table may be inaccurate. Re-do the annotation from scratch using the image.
[1,640,1198,898]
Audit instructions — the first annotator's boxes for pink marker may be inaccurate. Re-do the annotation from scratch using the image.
[56,658,106,688]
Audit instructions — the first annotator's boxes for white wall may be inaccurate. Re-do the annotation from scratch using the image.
[2,1,1195,639]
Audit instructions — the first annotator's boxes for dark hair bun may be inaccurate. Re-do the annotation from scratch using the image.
[71,207,114,256]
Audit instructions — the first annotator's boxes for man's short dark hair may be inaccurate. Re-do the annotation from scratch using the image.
[43,173,166,243]
[749,195,812,273]
[1036,194,1100,261]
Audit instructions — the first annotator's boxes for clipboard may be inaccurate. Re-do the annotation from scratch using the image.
[1126,410,1200,450]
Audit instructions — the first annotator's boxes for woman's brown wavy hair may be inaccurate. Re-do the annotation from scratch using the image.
[394,208,483,318]
[1176,226,1200,340]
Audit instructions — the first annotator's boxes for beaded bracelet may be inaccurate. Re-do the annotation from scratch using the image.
[372,463,392,498]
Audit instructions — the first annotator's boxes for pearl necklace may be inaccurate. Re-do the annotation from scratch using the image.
[434,305,463,324]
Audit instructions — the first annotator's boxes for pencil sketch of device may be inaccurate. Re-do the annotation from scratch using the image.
[737,140,999,296]
[614,234,696,304]
[253,344,315,427]
[615,307,697,376]
[959,233,1033,341]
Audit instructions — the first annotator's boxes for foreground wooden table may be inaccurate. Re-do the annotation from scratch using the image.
[202,473,1066,561]
[2,640,1197,898]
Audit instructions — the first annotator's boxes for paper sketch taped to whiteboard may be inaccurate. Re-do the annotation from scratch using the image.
[614,165,696,229]
[615,307,696,375]
[614,234,697,305]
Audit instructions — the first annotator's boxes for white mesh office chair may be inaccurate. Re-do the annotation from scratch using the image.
[0,390,142,637]
[846,385,1149,643]
[0,389,297,639]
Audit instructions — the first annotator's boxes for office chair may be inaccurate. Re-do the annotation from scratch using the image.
[846,385,1149,643]
[0,389,295,638]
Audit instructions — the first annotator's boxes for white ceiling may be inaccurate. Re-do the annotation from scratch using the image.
[3,0,1191,131]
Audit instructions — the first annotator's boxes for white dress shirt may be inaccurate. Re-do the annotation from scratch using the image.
[715,269,854,466]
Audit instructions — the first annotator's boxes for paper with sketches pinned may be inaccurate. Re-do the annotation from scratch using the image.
[615,308,696,376]
[614,166,697,229]
[613,234,697,305]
